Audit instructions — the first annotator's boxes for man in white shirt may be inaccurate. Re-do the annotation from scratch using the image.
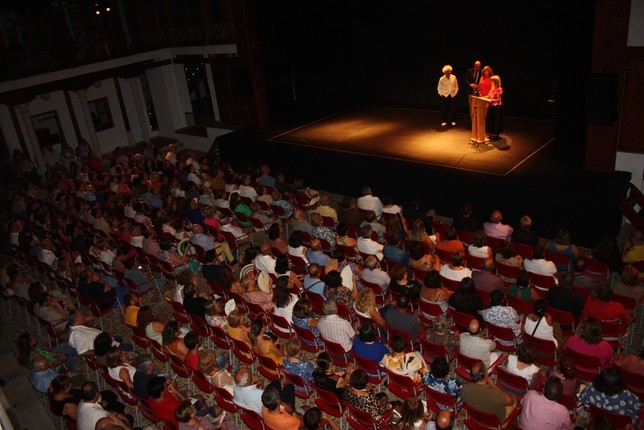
[77,382,109,430]
[239,174,258,201]
[483,210,513,242]
[68,311,103,355]
[318,299,355,352]
[255,243,277,274]
[360,255,390,290]
[356,185,383,219]
[523,245,557,277]
[233,367,265,414]
[356,224,384,261]
[437,65,459,127]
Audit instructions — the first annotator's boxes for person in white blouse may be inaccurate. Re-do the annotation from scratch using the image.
[437,65,459,127]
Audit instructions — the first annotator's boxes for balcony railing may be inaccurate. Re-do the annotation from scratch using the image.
[0,21,234,81]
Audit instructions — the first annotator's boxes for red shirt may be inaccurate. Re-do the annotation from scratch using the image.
[185,352,199,371]
[149,393,181,428]
[582,298,630,322]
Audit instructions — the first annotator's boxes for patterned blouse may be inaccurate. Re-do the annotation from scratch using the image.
[578,384,642,421]
[422,373,463,409]
[292,316,321,344]
[343,387,391,421]
[242,291,274,312]
[379,352,428,384]
[282,357,315,386]
[311,226,336,251]
[480,305,522,346]
[324,284,354,308]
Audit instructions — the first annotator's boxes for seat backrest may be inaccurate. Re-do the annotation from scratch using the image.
[456,350,484,371]
[321,336,351,366]
[418,300,444,320]
[528,272,557,293]
[292,324,321,351]
[448,307,475,332]
[423,384,458,414]
[583,257,610,281]
[588,405,632,428]
[544,249,572,271]
[420,338,450,364]
[565,348,602,380]
[512,242,534,259]
[353,353,383,377]
[464,401,502,429]
[614,362,644,402]
[269,313,294,337]
[493,261,521,282]
[505,295,534,315]
[495,366,529,395]
[456,230,474,245]
[546,306,576,327]
[522,333,557,366]
[466,253,486,271]
[485,322,517,347]
[440,275,461,292]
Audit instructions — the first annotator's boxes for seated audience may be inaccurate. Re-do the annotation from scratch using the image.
[459,319,498,368]
[249,319,284,365]
[461,362,516,423]
[389,265,422,301]
[422,356,463,410]
[312,352,353,399]
[380,333,428,383]
[352,322,389,365]
[480,289,522,347]
[318,299,355,352]
[578,368,642,425]
[563,317,614,371]
[518,377,571,430]
[504,340,541,387]
[343,369,391,421]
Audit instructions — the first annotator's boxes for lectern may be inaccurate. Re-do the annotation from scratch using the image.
[470,95,490,146]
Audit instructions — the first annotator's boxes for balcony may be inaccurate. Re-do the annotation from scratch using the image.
[0,21,235,82]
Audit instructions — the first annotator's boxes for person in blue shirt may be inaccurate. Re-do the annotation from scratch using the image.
[352,322,389,365]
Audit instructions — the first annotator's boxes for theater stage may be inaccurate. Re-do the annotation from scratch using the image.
[267,106,554,176]
[217,105,630,247]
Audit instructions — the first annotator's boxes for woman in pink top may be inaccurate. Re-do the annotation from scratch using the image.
[563,317,614,371]
[486,75,504,140]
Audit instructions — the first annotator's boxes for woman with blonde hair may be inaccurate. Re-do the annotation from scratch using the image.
[282,338,316,390]
[486,74,504,140]
[409,219,436,251]
[354,287,387,328]
[198,349,235,395]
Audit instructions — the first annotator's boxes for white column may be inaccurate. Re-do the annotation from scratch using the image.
[127,77,151,144]
[75,89,102,155]
[17,103,46,174]
[205,60,220,121]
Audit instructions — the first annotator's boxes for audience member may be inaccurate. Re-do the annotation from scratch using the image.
[518,377,571,430]
[459,319,498,367]
[483,210,513,242]
[461,362,516,422]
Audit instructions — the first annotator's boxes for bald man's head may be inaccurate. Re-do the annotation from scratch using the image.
[436,410,453,430]
[310,239,321,251]
[234,367,251,386]
[490,210,503,223]
[260,243,272,255]
[468,318,480,335]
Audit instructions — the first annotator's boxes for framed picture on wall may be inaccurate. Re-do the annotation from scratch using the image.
[31,110,64,147]
[88,97,114,131]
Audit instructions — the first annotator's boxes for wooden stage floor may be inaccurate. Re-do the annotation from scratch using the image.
[268,105,554,176]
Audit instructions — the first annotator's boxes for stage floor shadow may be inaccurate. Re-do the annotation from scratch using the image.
[268,105,555,176]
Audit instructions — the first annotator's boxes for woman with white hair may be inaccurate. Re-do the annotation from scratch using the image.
[437,64,459,127]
